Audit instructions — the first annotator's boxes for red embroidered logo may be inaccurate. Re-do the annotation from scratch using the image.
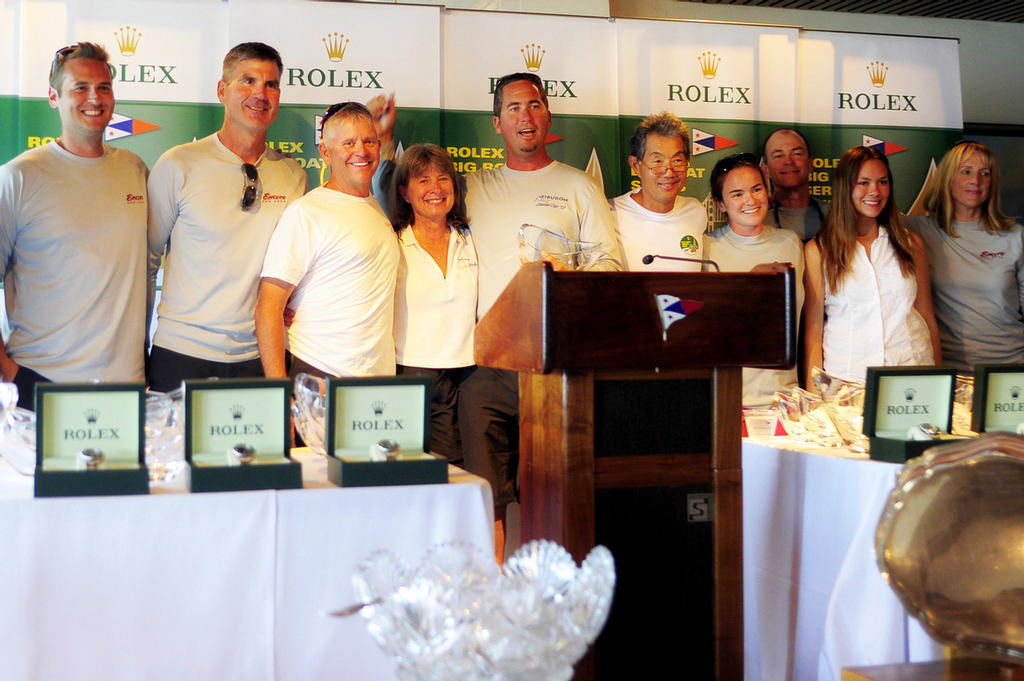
[262,192,287,203]
[980,250,1005,260]
[126,193,144,205]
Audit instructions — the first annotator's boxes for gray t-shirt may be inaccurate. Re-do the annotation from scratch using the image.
[908,214,1024,369]
[0,142,149,382]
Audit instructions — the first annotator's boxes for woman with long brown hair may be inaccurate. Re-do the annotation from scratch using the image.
[803,146,941,382]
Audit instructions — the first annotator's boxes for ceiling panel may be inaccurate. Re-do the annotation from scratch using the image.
[683,0,1024,24]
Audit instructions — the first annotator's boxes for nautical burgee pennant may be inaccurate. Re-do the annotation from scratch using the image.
[692,128,739,157]
[862,135,907,155]
[105,113,160,141]
[655,294,704,340]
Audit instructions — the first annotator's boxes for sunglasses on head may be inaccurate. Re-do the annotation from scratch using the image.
[50,44,116,80]
[319,101,373,135]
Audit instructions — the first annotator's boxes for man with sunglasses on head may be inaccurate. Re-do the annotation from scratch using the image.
[255,102,399,380]
[611,111,707,271]
[0,42,148,409]
[146,42,306,392]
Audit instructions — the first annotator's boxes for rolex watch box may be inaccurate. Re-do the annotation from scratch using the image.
[863,367,958,463]
[971,364,1024,434]
[324,376,448,487]
[183,378,302,492]
[34,383,150,497]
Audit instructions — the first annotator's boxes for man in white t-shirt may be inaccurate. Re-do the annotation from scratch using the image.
[255,102,398,379]
[611,111,707,271]
[0,42,148,408]
[462,72,621,560]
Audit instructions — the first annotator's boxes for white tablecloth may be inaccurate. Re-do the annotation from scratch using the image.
[0,452,494,681]
[742,438,942,681]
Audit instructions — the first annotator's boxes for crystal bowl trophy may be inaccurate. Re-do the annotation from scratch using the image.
[518,224,600,271]
[337,539,616,681]
[810,366,870,453]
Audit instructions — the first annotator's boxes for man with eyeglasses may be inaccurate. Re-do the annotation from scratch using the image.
[255,102,398,380]
[0,42,148,409]
[146,42,306,392]
[611,111,707,271]
[760,127,830,241]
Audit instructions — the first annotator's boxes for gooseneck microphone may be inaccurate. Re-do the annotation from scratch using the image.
[642,254,720,272]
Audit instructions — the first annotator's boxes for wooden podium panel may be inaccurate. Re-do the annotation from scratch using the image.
[475,263,796,681]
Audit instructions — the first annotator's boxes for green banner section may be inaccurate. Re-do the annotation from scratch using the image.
[1,95,959,212]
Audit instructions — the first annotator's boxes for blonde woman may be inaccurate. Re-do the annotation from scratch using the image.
[907,141,1024,370]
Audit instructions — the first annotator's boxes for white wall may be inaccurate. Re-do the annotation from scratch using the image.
[379,0,1023,126]
[610,0,1022,127]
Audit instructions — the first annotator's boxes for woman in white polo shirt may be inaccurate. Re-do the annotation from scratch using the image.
[389,144,477,465]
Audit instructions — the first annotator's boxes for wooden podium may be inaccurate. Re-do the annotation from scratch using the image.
[474,262,796,681]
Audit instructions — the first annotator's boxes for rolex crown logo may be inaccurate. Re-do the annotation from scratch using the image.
[230,404,245,421]
[115,26,141,57]
[1012,386,1021,400]
[323,32,349,62]
[698,51,720,80]
[867,60,887,88]
[521,43,545,72]
[85,408,99,425]
[372,400,385,416]
[904,388,916,402]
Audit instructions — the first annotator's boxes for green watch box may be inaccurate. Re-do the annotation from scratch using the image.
[324,376,448,487]
[34,383,149,497]
[183,378,302,492]
[864,366,959,463]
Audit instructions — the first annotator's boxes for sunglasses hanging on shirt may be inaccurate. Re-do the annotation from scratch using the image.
[241,163,259,211]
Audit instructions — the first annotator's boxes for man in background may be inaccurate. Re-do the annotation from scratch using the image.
[761,127,829,240]
[0,42,148,408]
[147,42,306,391]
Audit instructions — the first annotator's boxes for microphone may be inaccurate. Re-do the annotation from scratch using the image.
[642,254,720,272]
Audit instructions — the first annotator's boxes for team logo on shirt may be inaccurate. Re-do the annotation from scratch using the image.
[261,192,288,204]
[679,235,699,253]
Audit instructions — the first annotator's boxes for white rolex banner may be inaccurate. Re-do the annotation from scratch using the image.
[616,18,799,123]
[443,9,618,116]
[16,0,226,102]
[229,0,441,109]
[798,31,962,129]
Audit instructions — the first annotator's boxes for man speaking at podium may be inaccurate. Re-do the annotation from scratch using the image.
[462,72,621,559]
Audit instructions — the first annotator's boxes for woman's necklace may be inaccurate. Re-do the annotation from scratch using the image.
[413,225,450,274]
